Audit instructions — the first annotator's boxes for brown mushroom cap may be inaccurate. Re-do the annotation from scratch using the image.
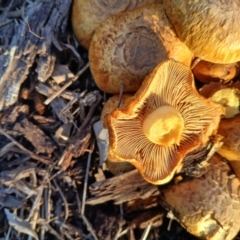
[163,153,240,240]
[71,0,160,49]
[164,0,240,63]
[193,61,239,83]
[89,4,193,93]
[106,60,224,184]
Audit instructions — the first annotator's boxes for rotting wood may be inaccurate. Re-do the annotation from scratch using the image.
[14,118,57,155]
[87,170,160,205]
[0,0,72,110]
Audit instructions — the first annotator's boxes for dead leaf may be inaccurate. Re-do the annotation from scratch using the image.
[4,208,39,240]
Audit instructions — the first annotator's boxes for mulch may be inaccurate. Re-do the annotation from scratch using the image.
[0,1,234,240]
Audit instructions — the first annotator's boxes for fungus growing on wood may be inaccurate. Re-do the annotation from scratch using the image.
[71,0,159,49]
[163,153,240,240]
[105,60,224,184]
[89,4,193,93]
[193,60,239,83]
[164,0,240,63]
[217,114,240,179]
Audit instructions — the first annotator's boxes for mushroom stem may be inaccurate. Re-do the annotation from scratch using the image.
[142,105,184,146]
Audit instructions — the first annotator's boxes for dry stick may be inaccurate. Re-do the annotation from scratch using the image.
[114,228,129,240]
[52,178,69,225]
[25,17,44,39]
[117,85,124,108]
[0,19,13,28]
[81,140,98,240]
[0,128,52,165]
[44,63,90,105]
[26,184,44,222]
[81,140,95,215]
[82,215,99,240]
[76,94,102,138]
[140,223,152,240]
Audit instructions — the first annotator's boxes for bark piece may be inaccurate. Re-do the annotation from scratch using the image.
[0,0,71,110]
[87,170,160,205]
[14,118,56,155]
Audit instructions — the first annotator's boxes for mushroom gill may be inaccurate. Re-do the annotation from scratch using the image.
[164,0,240,63]
[106,60,224,185]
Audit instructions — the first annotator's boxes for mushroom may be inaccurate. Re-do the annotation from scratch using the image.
[163,0,240,63]
[193,60,239,83]
[217,113,240,179]
[199,84,240,119]
[71,0,160,49]
[101,94,135,175]
[105,60,224,184]
[89,3,193,93]
[163,153,240,240]
[210,88,240,118]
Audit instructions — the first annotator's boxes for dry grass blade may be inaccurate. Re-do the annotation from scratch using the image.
[140,223,152,240]
[81,140,95,215]
[4,209,39,240]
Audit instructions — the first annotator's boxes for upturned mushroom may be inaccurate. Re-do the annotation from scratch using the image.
[101,94,135,175]
[163,153,240,240]
[71,0,160,49]
[105,60,224,184]
[89,4,193,93]
[164,0,240,63]
[193,60,239,83]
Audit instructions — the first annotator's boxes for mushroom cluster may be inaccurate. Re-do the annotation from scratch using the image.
[72,1,240,239]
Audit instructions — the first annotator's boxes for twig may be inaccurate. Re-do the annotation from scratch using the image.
[81,140,95,215]
[52,178,69,225]
[76,94,102,138]
[26,184,44,222]
[140,223,152,240]
[0,19,13,28]
[0,128,52,165]
[44,63,90,105]
[82,215,98,240]
[117,85,124,108]
[114,228,129,240]
[25,17,44,39]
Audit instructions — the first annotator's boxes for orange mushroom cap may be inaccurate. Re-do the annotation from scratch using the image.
[193,60,240,83]
[164,0,240,63]
[106,60,224,185]
[89,4,193,93]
